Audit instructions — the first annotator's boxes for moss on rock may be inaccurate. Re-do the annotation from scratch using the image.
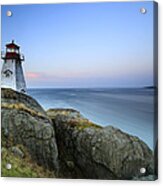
[1,146,56,178]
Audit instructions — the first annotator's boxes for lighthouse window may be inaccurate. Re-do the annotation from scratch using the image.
[3,69,13,77]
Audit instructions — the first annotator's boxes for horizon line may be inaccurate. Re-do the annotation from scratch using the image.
[27,86,155,89]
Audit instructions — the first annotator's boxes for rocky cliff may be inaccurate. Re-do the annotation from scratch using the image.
[1,88,58,173]
[1,88,157,180]
[47,109,155,180]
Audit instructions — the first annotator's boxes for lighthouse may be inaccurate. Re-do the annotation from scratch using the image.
[1,40,26,93]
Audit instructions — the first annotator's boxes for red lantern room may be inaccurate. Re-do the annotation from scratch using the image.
[2,40,24,61]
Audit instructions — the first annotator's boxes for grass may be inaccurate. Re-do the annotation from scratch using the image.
[1,126,56,178]
[1,102,46,119]
[47,108,81,119]
[1,130,55,178]
[1,145,56,178]
[68,119,102,130]
[47,108,102,130]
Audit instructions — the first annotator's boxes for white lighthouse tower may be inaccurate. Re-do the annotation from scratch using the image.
[1,40,26,93]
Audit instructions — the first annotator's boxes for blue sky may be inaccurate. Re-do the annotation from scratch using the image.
[1,2,154,88]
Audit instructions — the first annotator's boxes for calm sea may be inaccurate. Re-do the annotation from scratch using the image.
[28,88,156,150]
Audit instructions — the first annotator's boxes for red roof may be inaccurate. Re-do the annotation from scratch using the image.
[6,40,20,49]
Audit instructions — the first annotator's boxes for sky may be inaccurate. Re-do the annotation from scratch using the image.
[1,2,155,88]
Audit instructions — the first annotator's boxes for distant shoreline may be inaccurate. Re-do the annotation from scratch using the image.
[144,86,157,89]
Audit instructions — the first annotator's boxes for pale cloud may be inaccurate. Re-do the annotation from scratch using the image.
[26,72,42,79]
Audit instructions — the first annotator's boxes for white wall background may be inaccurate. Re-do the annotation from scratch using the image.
[0,0,162,185]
